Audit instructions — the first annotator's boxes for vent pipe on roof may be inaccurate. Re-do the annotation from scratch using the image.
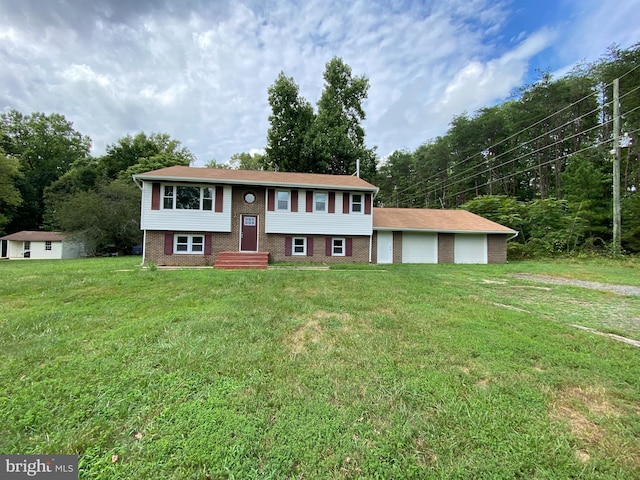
[356,159,360,178]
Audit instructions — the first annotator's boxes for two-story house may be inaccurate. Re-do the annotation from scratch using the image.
[133,166,516,267]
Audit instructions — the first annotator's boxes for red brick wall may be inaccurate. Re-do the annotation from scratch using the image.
[487,234,508,264]
[393,231,403,264]
[267,234,371,264]
[438,233,454,263]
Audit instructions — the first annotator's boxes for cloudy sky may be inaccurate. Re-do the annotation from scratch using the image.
[1,0,638,166]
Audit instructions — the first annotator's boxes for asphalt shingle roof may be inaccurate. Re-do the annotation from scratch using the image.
[373,208,517,233]
[0,230,66,241]
[133,166,378,191]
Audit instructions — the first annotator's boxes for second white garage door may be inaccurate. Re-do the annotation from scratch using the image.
[402,232,438,263]
[454,234,487,264]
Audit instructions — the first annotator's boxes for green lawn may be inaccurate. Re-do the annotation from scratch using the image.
[1,257,639,479]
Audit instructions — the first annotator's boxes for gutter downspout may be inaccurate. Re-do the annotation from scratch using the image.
[507,232,519,241]
[132,176,146,266]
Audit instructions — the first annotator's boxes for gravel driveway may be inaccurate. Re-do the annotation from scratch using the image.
[512,273,640,296]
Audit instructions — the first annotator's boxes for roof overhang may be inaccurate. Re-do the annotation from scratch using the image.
[374,227,517,234]
[133,174,379,193]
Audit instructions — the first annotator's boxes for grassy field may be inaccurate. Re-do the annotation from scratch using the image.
[1,257,639,479]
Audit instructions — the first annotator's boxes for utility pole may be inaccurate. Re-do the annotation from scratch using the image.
[612,78,621,255]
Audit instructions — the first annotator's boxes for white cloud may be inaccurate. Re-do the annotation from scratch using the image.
[0,0,636,166]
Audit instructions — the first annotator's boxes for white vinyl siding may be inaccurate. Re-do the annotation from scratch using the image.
[141,183,232,232]
[266,190,373,235]
[402,232,438,263]
[454,234,487,264]
[266,212,372,235]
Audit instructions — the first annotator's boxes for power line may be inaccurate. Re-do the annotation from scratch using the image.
[388,74,640,207]
[439,119,640,203]
[390,86,604,201]
[388,59,640,202]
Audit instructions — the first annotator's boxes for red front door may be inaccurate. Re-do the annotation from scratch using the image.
[241,215,258,251]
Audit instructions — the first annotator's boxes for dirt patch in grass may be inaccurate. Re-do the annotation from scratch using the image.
[550,385,630,465]
[285,310,352,354]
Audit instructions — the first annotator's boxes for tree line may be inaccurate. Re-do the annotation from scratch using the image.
[1,46,638,257]
[375,44,640,256]
[0,114,194,254]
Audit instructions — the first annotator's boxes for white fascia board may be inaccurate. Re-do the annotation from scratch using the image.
[133,175,379,192]
[374,227,517,234]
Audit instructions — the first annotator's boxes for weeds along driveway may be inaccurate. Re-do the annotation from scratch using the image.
[511,273,640,296]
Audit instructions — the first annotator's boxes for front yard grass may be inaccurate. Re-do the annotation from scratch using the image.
[1,257,639,479]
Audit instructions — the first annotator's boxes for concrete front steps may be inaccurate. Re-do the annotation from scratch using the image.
[214,251,269,270]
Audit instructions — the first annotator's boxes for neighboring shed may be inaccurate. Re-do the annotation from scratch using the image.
[373,208,517,264]
[0,231,83,260]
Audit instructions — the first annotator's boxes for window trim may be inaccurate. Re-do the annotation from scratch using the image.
[351,194,363,213]
[162,184,216,211]
[314,192,327,213]
[332,237,345,257]
[163,185,174,209]
[174,234,205,254]
[292,237,307,256]
[45,241,52,251]
[276,190,290,211]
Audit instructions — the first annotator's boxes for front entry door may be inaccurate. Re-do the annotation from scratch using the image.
[241,215,258,251]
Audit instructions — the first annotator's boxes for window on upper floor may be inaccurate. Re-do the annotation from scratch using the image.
[315,192,327,212]
[163,186,174,209]
[202,187,214,211]
[351,194,363,213]
[163,185,214,211]
[277,191,289,211]
[176,186,200,209]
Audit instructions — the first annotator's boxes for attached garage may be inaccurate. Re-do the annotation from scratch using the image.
[373,208,517,265]
[402,232,438,263]
[454,234,487,264]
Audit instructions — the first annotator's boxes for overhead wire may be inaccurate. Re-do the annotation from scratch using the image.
[388,73,640,207]
[440,124,640,202]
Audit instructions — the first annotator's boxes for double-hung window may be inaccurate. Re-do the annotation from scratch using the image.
[315,192,327,212]
[163,186,174,209]
[174,235,204,254]
[332,238,345,256]
[351,194,363,213]
[292,237,307,255]
[277,191,289,211]
[202,187,214,211]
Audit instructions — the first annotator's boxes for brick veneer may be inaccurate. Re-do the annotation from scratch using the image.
[389,231,401,264]
[488,234,508,264]
[144,185,373,266]
[438,233,454,263]
[267,234,371,264]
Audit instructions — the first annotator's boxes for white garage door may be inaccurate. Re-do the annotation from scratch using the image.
[402,232,438,263]
[454,234,487,264]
